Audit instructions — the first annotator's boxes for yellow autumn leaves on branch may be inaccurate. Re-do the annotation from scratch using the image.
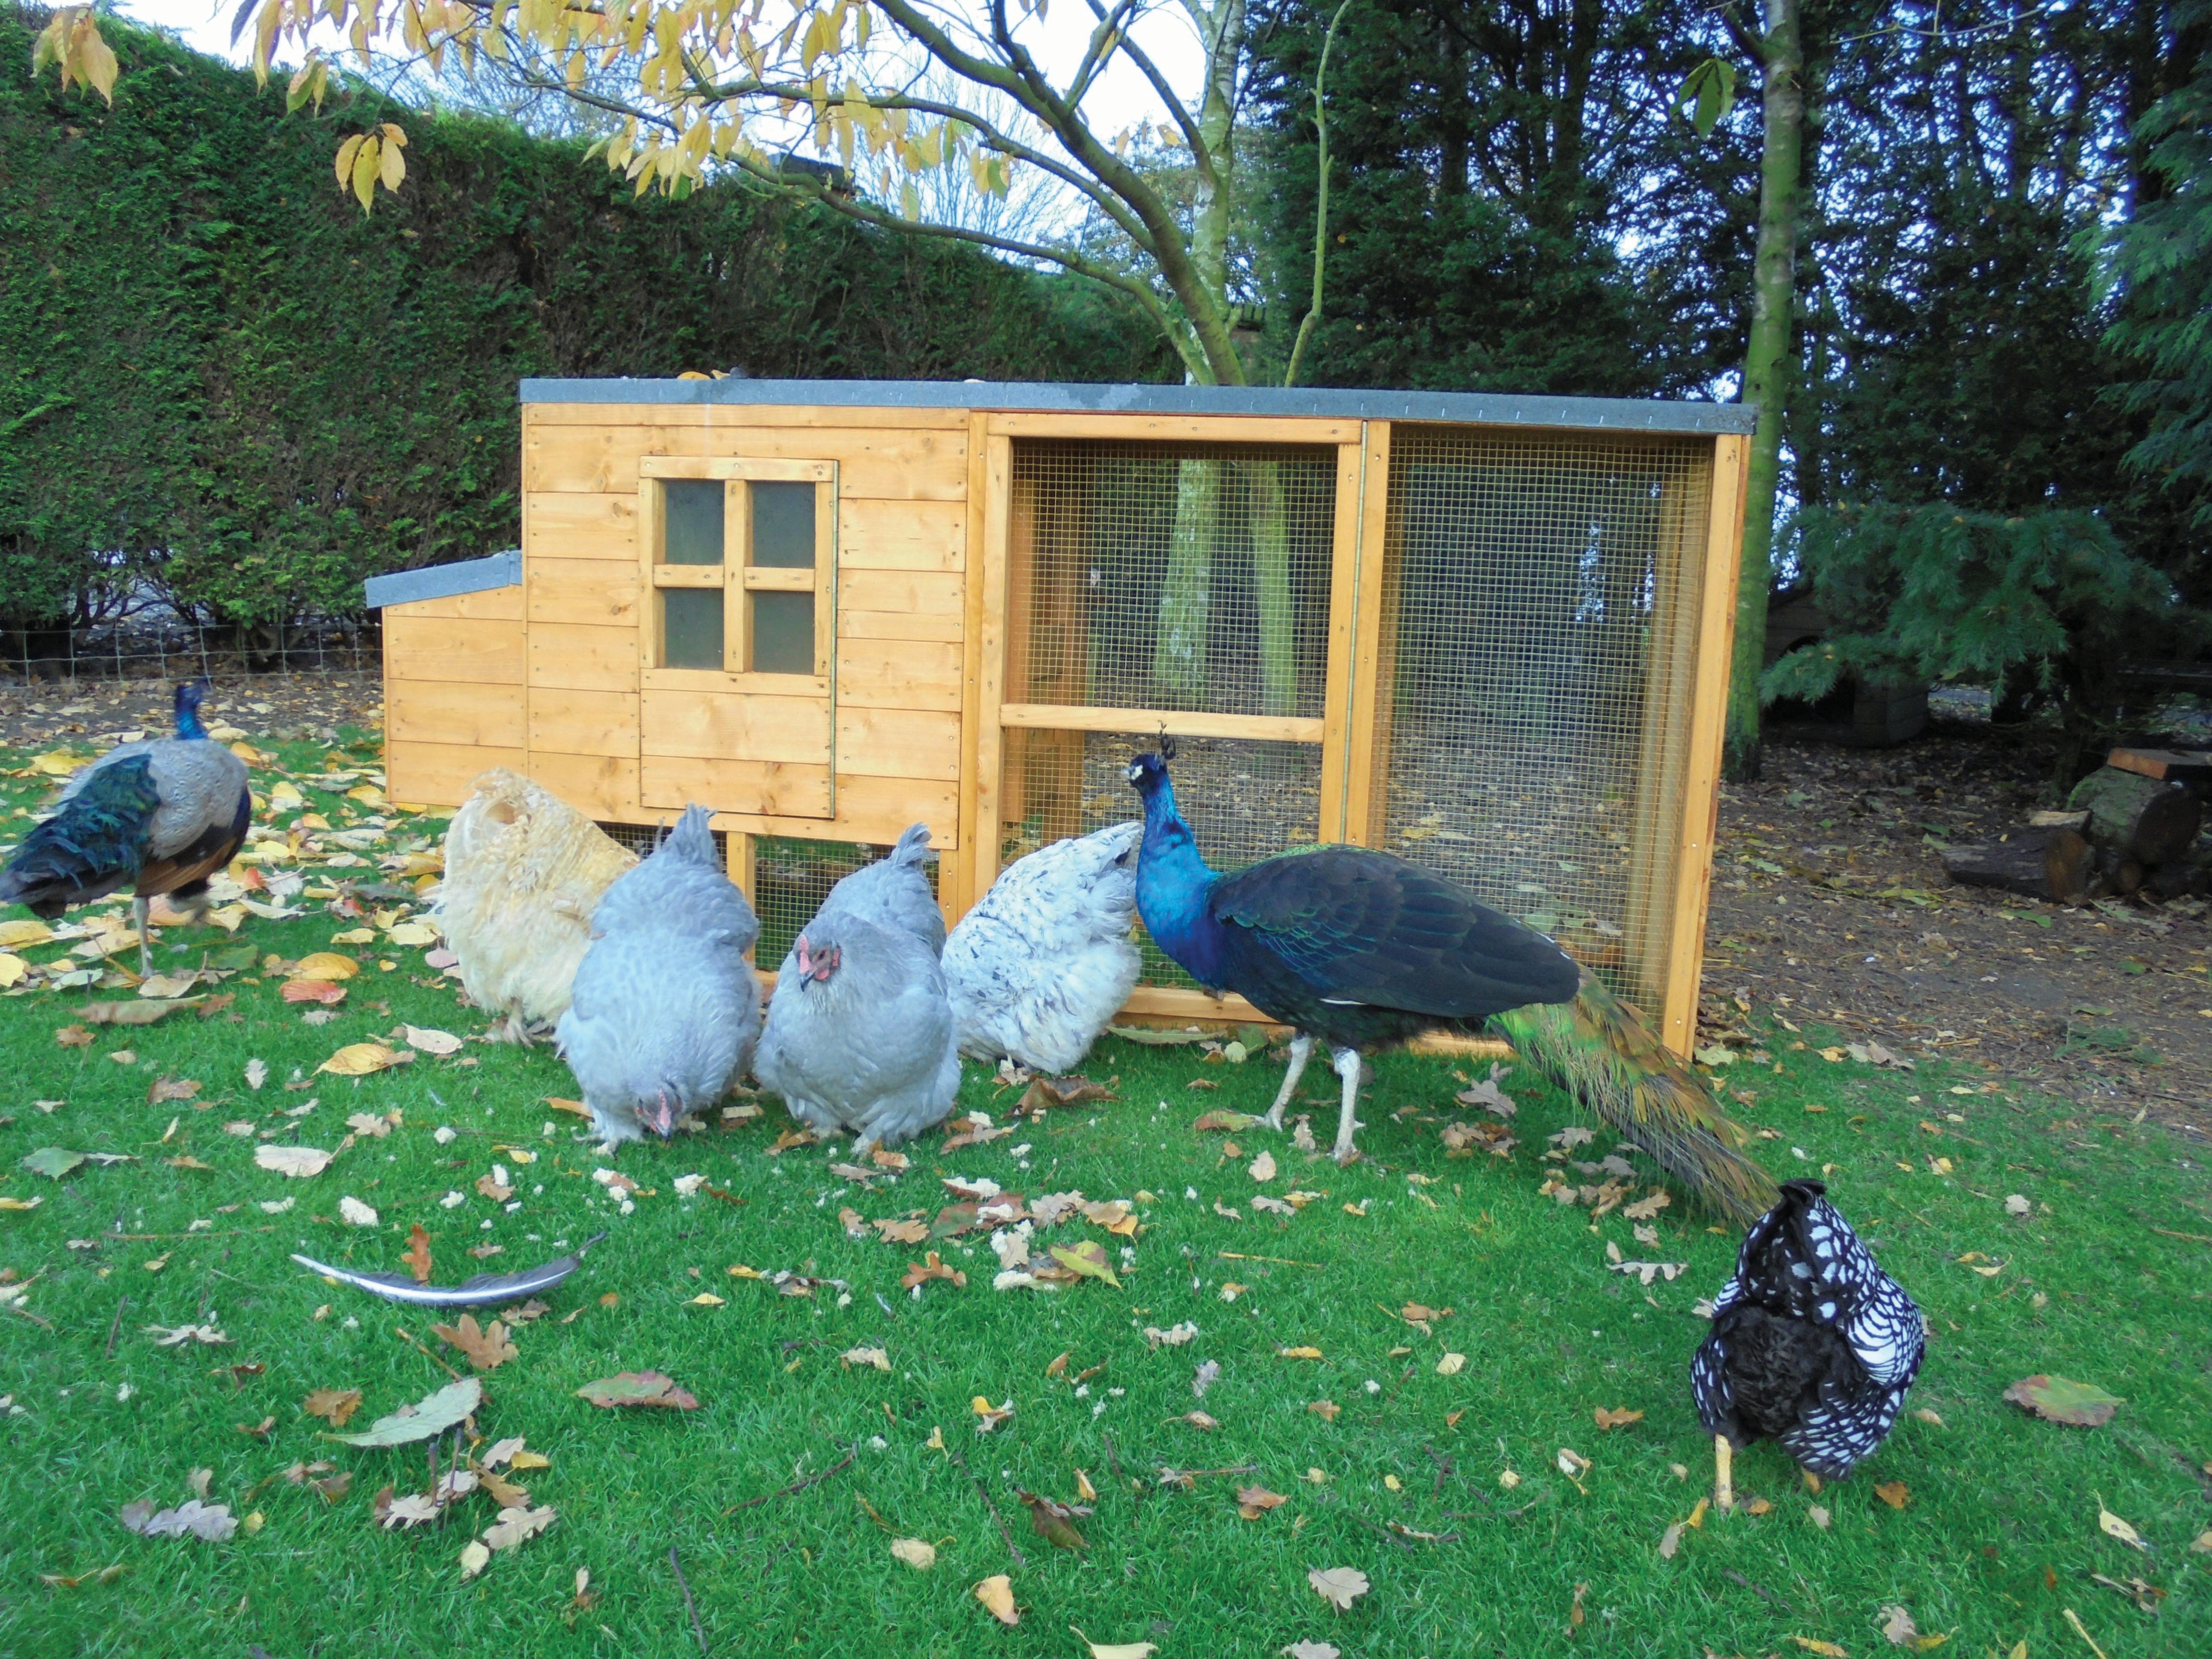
[334,123,409,213]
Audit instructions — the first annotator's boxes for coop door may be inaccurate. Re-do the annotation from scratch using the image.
[636,457,837,819]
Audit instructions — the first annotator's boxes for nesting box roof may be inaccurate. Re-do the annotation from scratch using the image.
[518,377,1756,437]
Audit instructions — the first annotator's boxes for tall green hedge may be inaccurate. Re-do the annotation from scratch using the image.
[0,5,1167,636]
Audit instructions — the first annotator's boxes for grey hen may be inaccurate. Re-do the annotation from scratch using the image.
[0,679,249,975]
[814,823,944,954]
[945,821,1141,1072]
[754,908,961,1155]
[555,806,762,1151]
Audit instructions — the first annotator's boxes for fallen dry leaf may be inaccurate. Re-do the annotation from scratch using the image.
[1309,1401,1340,1422]
[2004,1374,2122,1428]
[902,1252,967,1292]
[1434,1352,1466,1377]
[1238,1485,1289,1519]
[1020,1490,1090,1551]
[337,1196,378,1227]
[1307,1566,1370,1612]
[253,1144,332,1179]
[318,1042,403,1077]
[1789,1641,1849,1658]
[301,1387,361,1428]
[576,1371,699,1410]
[974,1573,1019,1626]
[1594,1406,1645,1431]
[458,1540,491,1579]
[480,1504,557,1552]
[841,1346,891,1373]
[292,952,359,981]
[2097,1498,2147,1551]
[1874,1481,1909,1510]
[146,1076,201,1106]
[1279,1345,1324,1361]
[402,1224,432,1286]
[1076,1634,1158,1659]
[402,1025,463,1056]
[430,1315,517,1371]
[119,1498,236,1542]
[890,1537,935,1570]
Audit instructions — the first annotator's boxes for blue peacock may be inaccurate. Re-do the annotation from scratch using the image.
[0,679,253,976]
[1126,742,1779,1221]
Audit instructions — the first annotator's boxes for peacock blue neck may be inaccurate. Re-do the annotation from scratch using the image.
[173,683,207,741]
[1133,770,1228,987]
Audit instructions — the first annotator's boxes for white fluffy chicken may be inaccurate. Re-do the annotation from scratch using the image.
[435,770,636,1041]
[945,820,1141,1072]
[556,805,761,1151]
[755,832,960,1154]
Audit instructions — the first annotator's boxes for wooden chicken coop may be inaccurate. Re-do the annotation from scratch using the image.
[368,380,1751,1054]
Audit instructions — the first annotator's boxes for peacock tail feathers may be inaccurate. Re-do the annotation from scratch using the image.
[1490,975,1782,1225]
[0,755,162,917]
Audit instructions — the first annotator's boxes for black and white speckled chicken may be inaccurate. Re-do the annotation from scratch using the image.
[1690,1179,1925,1503]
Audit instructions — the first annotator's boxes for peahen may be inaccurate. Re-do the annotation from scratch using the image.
[1126,744,1778,1220]
[1690,1179,1924,1503]
[0,679,250,975]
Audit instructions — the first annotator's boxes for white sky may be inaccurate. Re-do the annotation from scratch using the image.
[117,0,1206,141]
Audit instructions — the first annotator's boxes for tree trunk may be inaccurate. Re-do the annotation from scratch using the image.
[1942,827,2095,904]
[2066,765,2203,864]
[1721,0,1805,783]
[1154,457,1221,697]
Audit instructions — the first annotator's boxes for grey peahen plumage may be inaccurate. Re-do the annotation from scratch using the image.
[554,805,762,1151]
[0,679,250,975]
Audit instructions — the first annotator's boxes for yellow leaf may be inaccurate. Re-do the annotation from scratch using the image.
[1788,1641,1849,1658]
[387,921,439,946]
[351,134,381,212]
[1278,1345,1324,1360]
[1077,1635,1157,1659]
[0,954,26,989]
[30,751,88,776]
[380,137,406,193]
[972,1573,1018,1626]
[1435,1351,1466,1377]
[319,1042,402,1077]
[268,782,304,808]
[380,121,407,147]
[2097,1498,2146,1550]
[889,1537,934,1570]
[0,920,54,949]
[227,741,272,766]
[0,1195,43,1211]
[686,1293,724,1307]
[329,928,376,946]
[292,952,360,981]
[458,1539,490,1579]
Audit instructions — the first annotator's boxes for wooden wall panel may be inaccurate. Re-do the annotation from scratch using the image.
[640,689,831,763]
[840,499,965,571]
[524,426,965,500]
[529,560,637,627]
[387,740,522,807]
[839,637,963,711]
[526,402,968,432]
[525,492,635,559]
[528,623,638,694]
[526,752,640,822]
[641,756,832,819]
[387,679,524,750]
[837,707,962,781]
[387,585,523,623]
[384,615,522,686]
[529,687,637,758]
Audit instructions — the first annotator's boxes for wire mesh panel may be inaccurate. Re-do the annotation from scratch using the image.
[598,821,729,865]
[1006,441,1338,717]
[1003,730,1320,989]
[1376,430,1713,1010]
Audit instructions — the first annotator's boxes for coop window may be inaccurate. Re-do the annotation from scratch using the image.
[637,457,836,686]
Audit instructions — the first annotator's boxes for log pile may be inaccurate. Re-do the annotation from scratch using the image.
[1940,749,2208,904]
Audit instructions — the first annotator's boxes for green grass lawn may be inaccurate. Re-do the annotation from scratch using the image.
[0,735,2207,1659]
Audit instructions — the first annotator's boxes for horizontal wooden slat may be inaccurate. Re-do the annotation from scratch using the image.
[642,756,833,819]
[529,560,637,627]
[640,455,832,482]
[840,498,965,571]
[662,774,961,849]
[524,426,964,500]
[640,688,831,763]
[839,569,963,614]
[384,615,522,686]
[741,567,814,592]
[528,623,638,694]
[527,402,969,431]
[652,565,725,588]
[838,637,963,711]
[529,687,636,759]
[1116,985,1282,1026]
[385,740,523,808]
[997,703,1325,744]
[984,412,1356,445]
[526,752,639,822]
[387,679,525,750]
[385,584,523,623]
[526,492,636,558]
[837,707,963,781]
[841,609,964,643]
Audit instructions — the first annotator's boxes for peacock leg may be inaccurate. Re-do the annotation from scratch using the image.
[1714,1434,1734,1512]
[133,896,152,978]
[1328,1045,1363,1164]
[1263,1033,1313,1131]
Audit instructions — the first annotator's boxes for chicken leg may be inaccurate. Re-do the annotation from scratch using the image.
[1714,1433,1734,1512]
[1329,1044,1364,1164]
[1263,1033,1314,1131]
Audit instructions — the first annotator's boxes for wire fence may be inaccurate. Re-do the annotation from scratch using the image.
[0,606,382,689]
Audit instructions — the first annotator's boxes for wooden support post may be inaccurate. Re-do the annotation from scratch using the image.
[949,410,991,925]
[1340,422,1394,848]
[1318,440,1365,844]
[970,434,1014,917]
[1659,434,1751,1056]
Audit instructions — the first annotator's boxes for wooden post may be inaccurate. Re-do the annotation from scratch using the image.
[1317,440,1365,844]
[1659,433,1751,1054]
[970,433,1014,916]
[1625,449,1702,1008]
[950,410,991,923]
[1340,422,1394,847]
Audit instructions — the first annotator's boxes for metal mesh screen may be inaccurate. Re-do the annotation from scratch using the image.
[1007,441,1337,717]
[750,835,941,970]
[1003,730,1319,989]
[598,821,728,864]
[1376,430,1712,1009]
